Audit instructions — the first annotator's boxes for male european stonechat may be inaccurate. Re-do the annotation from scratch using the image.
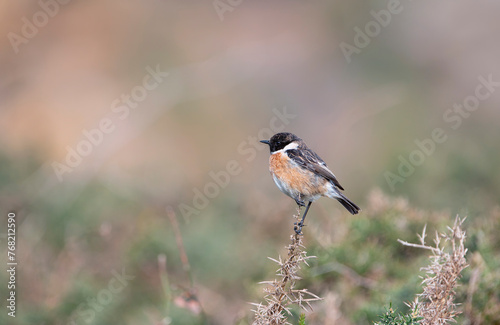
[261,132,360,234]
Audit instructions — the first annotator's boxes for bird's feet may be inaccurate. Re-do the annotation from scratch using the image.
[295,198,306,207]
[293,221,305,235]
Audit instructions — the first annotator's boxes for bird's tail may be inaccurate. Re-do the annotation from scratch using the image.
[336,193,361,215]
[327,188,361,215]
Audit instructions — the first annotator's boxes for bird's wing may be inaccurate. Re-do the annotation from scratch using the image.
[287,148,345,190]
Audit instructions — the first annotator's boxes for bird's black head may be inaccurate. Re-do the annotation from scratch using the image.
[260,132,302,153]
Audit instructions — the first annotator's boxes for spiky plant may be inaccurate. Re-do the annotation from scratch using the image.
[252,209,321,325]
[398,216,469,324]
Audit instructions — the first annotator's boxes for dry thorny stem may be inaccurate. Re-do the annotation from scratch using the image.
[252,208,322,325]
[399,216,469,325]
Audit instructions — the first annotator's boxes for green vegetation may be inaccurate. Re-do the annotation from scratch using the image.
[375,304,422,325]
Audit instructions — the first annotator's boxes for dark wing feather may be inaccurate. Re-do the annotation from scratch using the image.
[287,148,345,190]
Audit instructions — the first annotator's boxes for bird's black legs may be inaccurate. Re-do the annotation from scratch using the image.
[294,201,312,234]
[294,198,306,207]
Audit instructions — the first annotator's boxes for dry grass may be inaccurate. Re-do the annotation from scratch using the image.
[399,216,469,324]
[252,209,322,325]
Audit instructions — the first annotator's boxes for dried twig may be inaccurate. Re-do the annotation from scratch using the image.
[252,209,322,325]
[166,206,192,286]
[399,216,469,324]
[164,207,204,317]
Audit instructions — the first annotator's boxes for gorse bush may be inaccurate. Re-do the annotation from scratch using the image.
[400,217,468,324]
[375,304,422,325]
[252,210,321,325]
[252,193,471,325]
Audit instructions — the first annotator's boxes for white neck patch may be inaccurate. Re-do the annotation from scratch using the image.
[271,141,299,154]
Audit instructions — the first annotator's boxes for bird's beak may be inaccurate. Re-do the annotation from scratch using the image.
[260,140,270,145]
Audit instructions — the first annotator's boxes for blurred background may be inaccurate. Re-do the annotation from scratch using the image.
[1,1,499,324]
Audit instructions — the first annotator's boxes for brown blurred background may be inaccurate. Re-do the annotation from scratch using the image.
[1,1,499,324]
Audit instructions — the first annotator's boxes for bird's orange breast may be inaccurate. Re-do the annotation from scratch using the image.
[269,152,327,197]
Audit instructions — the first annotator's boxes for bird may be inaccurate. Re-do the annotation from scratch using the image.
[260,132,360,234]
